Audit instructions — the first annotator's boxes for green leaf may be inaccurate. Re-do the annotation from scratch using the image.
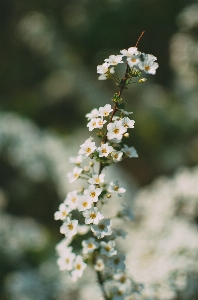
[118,103,125,109]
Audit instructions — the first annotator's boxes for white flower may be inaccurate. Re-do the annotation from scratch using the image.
[86,108,99,120]
[120,204,134,221]
[121,117,135,129]
[71,255,87,281]
[64,190,79,210]
[107,253,126,272]
[98,104,113,117]
[77,224,90,235]
[108,181,126,197]
[87,118,106,131]
[82,237,99,254]
[83,207,104,225]
[69,155,84,165]
[94,258,105,271]
[87,118,98,131]
[112,228,128,239]
[100,240,117,257]
[60,217,78,238]
[97,143,114,157]
[120,47,139,57]
[91,218,112,239]
[78,195,93,211]
[78,137,97,157]
[112,285,128,300]
[111,150,123,162]
[56,238,73,256]
[67,167,83,183]
[127,55,141,68]
[104,55,124,66]
[98,67,115,80]
[84,185,102,202]
[88,173,105,185]
[96,117,107,129]
[54,203,71,220]
[139,54,159,75]
[119,109,133,116]
[97,62,110,74]
[57,247,76,271]
[142,53,157,61]
[107,120,127,140]
[121,144,138,158]
[113,272,131,287]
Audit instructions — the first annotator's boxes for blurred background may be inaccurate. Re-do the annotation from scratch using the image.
[1,0,198,299]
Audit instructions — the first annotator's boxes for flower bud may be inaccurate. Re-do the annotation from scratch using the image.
[84,166,90,172]
[106,193,111,198]
[138,78,147,83]
[89,161,94,167]
[78,186,84,193]
[123,133,129,138]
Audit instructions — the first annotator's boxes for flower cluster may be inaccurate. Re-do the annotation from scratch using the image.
[97,46,159,81]
[55,42,158,299]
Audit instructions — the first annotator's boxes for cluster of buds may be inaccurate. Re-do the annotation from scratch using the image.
[55,40,158,299]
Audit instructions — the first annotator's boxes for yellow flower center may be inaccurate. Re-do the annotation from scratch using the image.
[105,246,111,252]
[113,128,119,134]
[113,185,119,191]
[99,224,105,230]
[90,192,96,198]
[86,147,91,153]
[145,65,150,71]
[72,197,76,203]
[68,224,73,230]
[90,213,96,219]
